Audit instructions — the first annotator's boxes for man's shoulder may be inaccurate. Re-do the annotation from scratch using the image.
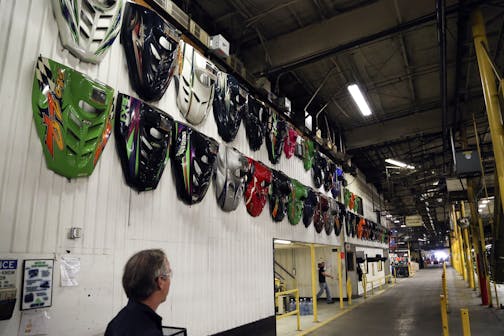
[105,303,162,336]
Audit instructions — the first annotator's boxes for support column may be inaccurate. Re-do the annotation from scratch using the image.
[467,183,491,305]
[456,208,468,281]
[310,244,318,322]
[471,9,504,213]
[461,202,475,289]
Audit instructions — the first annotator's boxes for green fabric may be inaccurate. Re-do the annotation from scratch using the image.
[354,197,361,214]
[287,179,308,225]
[344,189,351,207]
[302,138,315,171]
[32,56,115,178]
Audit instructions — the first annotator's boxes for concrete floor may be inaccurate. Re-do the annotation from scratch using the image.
[277,265,504,336]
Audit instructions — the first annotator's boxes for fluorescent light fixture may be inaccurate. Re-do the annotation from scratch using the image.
[347,84,372,116]
[394,220,400,223]
[385,158,415,170]
[275,239,292,245]
[482,199,490,204]
[400,224,406,228]
[386,214,392,218]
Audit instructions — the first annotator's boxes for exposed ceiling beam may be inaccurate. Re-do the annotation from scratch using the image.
[345,106,442,150]
[244,0,461,76]
[394,0,416,104]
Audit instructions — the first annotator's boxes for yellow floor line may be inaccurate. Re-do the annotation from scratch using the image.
[296,284,395,336]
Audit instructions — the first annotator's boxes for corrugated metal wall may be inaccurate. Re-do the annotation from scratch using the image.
[0,1,387,335]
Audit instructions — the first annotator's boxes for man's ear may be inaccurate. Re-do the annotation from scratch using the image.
[156,277,162,290]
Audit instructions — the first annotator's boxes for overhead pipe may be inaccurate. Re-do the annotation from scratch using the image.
[453,1,469,133]
[261,3,463,76]
[303,67,337,116]
[437,0,448,173]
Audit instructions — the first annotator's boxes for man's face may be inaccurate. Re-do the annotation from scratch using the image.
[159,258,171,302]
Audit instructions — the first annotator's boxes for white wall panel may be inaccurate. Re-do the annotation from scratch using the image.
[0,1,388,335]
[355,246,387,295]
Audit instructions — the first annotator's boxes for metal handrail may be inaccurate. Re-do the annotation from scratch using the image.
[275,288,301,331]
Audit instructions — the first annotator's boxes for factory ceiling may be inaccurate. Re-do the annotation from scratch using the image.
[173,0,503,244]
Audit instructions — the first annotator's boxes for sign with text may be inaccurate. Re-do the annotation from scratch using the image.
[0,260,18,289]
[21,260,53,310]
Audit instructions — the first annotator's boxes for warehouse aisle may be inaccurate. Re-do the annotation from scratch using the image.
[308,266,504,335]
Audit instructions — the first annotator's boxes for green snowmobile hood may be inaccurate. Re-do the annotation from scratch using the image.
[287,179,308,225]
[32,56,115,178]
[303,138,315,171]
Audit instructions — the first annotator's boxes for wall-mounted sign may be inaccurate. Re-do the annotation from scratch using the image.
[0,259,17,289]
[21,260,54,310]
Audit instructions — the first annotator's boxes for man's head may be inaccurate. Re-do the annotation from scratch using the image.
[122,249,171,306]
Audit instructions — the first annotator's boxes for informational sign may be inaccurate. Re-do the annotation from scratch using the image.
[0,259,18,289]
[21,260,54,310]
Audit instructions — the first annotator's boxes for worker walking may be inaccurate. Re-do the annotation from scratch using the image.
[317,261,334,304]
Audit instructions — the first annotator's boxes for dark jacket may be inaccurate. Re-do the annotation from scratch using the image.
[105,299,163,336]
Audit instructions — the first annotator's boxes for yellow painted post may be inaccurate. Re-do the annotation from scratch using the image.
[461,308,471,336]
[295,290,301,331]
[461,202,476,290]
[309,244,318,322]
[363,274,367,299]
[471,9,504,214]
[463,227,474,287]
[346,277,352,305]
[442,266,449,313]
[440,295,449,336]
[456,209,468,281]
[456,207,464,276]
[338,251,344,309]
[472,10,504,306]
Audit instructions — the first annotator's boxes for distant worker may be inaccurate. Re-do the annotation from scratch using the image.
[317,261,334,304]
[105,249,172,336]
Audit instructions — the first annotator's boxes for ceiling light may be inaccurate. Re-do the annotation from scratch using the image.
[385,158,415,170]
[394,220,400,223]
[433,180,439,186]
[400,224,406,228]
[275,239,292,245]
[347,84,372,116]
[386,214,392,218]
[482,199,490,204]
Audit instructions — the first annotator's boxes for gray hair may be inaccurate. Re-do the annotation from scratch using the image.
[122,249,168,301]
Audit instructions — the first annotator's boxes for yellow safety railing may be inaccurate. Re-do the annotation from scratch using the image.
[440,262,472,335]
[275,289,301,331]
[362,274,395,299]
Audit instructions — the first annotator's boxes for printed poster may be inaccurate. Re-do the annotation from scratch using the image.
[21,259,54,310]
